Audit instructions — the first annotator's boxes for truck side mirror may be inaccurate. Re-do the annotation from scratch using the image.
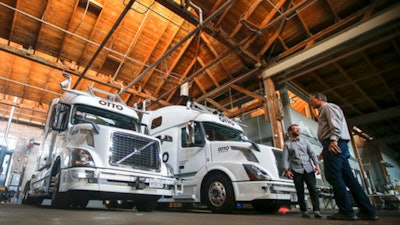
[52,104,69,131]
[162,135,173,142]
[140,123,149,135]
[185,121,195,145]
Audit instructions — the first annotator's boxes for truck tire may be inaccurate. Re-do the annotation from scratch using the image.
[71,197,89,209]
[135,201,158,212]
[104,200,135,209]
[203,173,235,213]
[22,181,33,205]
[22,181,43,206]
[51,167,71,209]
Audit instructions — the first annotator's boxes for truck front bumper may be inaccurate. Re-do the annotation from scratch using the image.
[59,167,178,197]
[233,180,297,202]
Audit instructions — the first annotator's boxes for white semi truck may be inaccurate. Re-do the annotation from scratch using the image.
[21,74,179,211]
[141,102,296,213]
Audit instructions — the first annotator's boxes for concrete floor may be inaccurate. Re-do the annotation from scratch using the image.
[0,202,399,225]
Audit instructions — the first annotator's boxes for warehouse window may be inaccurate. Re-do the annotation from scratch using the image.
[288,90,317,119]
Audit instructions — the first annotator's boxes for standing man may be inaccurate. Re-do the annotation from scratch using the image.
[283,124,322,218]
[309,92,377,221]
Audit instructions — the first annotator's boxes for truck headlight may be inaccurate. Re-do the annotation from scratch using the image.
[71,149,95,167]
[243,164,272,181]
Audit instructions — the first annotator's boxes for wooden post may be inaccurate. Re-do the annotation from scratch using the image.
[264,78,284,149]
[350,134,370,194]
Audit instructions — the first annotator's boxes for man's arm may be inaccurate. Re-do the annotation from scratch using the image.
[306,141,321,174]
[282,143,293,179]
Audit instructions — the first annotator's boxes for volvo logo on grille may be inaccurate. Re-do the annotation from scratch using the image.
[132,148,141,155]
[116,141,154,165]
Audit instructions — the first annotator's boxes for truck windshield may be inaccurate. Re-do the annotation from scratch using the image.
[72,104,140,131]
[202,122,244,141]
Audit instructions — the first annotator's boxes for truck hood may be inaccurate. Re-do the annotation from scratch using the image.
[209,141,283,180]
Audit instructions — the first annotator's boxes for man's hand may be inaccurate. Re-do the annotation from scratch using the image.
[285,170,293,179]
[315,165,321,175]
[328,141,342,154]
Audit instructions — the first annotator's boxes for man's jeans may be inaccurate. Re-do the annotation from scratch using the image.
[293,170,320,212]
[322,139,375,215]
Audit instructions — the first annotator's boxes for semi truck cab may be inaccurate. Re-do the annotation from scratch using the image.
[142,102,296,213]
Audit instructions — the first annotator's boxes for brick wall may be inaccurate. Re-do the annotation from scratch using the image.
[0,120,42,174]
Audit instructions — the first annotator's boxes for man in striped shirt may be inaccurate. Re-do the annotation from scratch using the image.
[283,124,322,218]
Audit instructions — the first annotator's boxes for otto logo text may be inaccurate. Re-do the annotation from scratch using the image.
[217,146,230,153]
[99,100,123,110]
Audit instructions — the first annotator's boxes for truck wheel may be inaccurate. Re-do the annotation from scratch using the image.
[135,201,158,212]
[119,200,135,209]
[104,200,135,209]
[22,181,33,205]
[51,167,71,209]
[71,198,89,209]
[203,173,235,213]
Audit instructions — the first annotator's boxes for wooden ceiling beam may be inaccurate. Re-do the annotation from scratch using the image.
[197,56,219,88]
[195,67,260,103]
[155,0,259,66]
[277,30,400,84]
[325,0,341,21]
[165,56,196,102]
[141,17,187,88]
[4,1,17,42]
[30,0,49,51]
[211,0,232,28]
[159,47,240,104]
[120,4,161,82]
[275,1,386,62]
[226,98,264,118]
[2,49,15,99]
[0,100,46,115]
[20,60,33,101]
[0,108,46,123]
[0,42,170,107]
[334,62,380,110]
[230,84,264,102]
[73,0,137,89]
[193,77,206,94]
[200,32,233,79]
[361,52,399,105]
[77,0,114,77]
[347,106,400,127]
[56,0,79,60]
[294,4,312,37]
[310,71,363,116]
[243,0,287,50]
[229,0,262,39]
[258,29,281,58]
[152,19,192,95]
[204,97,229,113]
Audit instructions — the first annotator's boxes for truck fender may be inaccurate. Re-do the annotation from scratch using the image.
[200,164,242,201]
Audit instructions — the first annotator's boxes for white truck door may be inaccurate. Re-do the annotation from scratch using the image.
[177,123,207,176]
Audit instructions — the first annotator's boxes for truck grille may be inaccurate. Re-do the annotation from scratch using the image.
[110,132,161,171]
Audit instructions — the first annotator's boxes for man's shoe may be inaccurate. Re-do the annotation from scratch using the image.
[302,211,311,218]
[314,211,323,218]
[357,212,379,220]
[327,212,358,220]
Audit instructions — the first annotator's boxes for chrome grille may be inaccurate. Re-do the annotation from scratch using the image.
[110,132,161,171]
